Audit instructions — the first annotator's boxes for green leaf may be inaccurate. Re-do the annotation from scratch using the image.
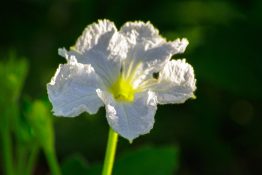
[114,146,179,175]
[86,145,179,175]
[61,154,89,175]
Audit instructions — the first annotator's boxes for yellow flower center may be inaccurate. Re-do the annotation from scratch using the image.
[109,75,135,102]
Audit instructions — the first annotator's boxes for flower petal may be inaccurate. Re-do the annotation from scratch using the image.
[47,58,103,117]
[120,21,189,81]
[74,19,117,53]
[120,21,165,46]
[153,59,196,104]
[59,19,128,87]
[97,90,157,142]
[128,39,189,73]
[120,21,189,54]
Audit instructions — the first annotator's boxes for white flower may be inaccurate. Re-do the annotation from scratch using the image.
[47,19,196,142]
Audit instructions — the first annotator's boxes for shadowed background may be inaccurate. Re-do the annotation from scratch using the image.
[1,0,262,174]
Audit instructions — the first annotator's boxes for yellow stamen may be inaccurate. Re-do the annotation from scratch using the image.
[109,75,135,102]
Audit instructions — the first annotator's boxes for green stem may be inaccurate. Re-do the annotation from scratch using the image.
[1,128,14,175]
[45,149,61,175]
[17,143,27,175]
[26,145,39,175]
[102,127,119,175]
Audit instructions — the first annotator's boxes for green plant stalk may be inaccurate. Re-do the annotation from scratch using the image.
[102,127,119,175]
[44,149,61,175]
[16,144,27,175]
[26,145,39,175]
[1,127,14,175]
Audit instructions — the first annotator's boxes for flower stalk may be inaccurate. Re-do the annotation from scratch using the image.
[102,127,119,175]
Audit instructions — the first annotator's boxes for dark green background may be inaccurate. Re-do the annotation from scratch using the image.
[1,0,262,174]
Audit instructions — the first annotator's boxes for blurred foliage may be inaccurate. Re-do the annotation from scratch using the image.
[0,53,28,175]
[0,54,61,175]
[61,154,89,175]
[0,52,28,103]
[1,0,262,174]
[112,146,179,175]
[62,146,179,175]
[27,100,54,153]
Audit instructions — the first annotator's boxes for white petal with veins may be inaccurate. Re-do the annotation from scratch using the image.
[47,58,103,117]
[120,21,189,85]
[152,59,196,104]
[74,19,117,53]
[59,20,128,87]
[120,21,165,46]
[97,89,157,142]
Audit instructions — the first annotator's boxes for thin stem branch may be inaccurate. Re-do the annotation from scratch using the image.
[1,128,14,175]
[102,127,119,175]
[17,144,27,175]
[26,145,39,175]
[45,149,61,175]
